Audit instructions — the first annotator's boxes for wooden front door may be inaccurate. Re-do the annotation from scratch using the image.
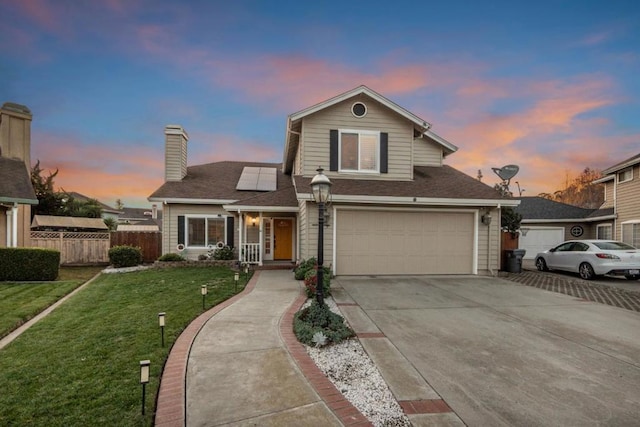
[273,219,293,260]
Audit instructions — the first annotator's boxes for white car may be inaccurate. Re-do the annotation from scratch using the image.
[535,240,640,280]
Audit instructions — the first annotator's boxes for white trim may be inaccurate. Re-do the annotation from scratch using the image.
[150,198,237,205]
[603,157,640,175]
[596,223,613,239]
[473,210,479,274]
[521,214,616,223]
[351,101,367,118]
[617,167,633,183]
[184,214,227,248]
[593,175,614,184]
[620,219,640,224]
[222,205,299,212]
[297,192,520,207]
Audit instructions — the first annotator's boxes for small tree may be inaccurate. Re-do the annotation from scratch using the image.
[501,207,522,236]
[30,160,65,217]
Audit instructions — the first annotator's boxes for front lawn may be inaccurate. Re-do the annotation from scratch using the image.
[0,266,246,426]
[0,266,103,339]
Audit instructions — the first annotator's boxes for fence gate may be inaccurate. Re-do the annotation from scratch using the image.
[111,231,162,263]
[30,231,111,265]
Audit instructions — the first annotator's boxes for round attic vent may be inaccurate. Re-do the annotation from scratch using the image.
[351,102,367,117]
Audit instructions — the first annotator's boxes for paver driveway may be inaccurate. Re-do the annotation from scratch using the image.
[334,275,640,426]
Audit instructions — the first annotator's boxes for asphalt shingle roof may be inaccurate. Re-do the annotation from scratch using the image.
[0,157,38,204]
[515,197,613,220]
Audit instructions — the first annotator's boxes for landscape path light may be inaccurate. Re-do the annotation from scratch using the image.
[234,272,239,292]
[201,285,208,310]
[310,166,332,306]
[139,360,150,415]
[158,312,165,347]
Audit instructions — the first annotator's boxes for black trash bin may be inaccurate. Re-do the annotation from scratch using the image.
[505,249,526,273]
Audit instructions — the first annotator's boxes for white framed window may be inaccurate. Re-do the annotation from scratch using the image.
[339,129,379,173]
[596,224,612,240]
[617,168,633,183]
[186,216,226,247]
[621,221,640,248]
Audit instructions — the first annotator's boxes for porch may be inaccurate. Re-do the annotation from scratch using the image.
[237,212,297,266]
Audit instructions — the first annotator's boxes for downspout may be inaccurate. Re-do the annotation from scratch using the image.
[487,213,494,276]
[5,205,11,247]
[9,203,18,247]
[258,212,263,266]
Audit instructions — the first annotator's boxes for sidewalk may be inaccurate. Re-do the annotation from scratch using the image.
[155,269,371,427]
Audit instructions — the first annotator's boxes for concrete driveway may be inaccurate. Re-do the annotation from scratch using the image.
[333,275,640,426]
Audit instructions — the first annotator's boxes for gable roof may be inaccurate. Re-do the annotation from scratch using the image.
[602,152,640,175]
[0,157,38,205]
[120,207,163,221]
[65,191,121,214]
[516,197,615,222]
[283,85,457,174]
[149,161,295,205]
[294,165,517,205]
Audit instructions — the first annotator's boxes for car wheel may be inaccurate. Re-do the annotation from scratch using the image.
[579,263,595,280]
[624,274,640,280]
[535,258,548,271]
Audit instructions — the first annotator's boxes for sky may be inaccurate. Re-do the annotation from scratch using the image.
[2,0,639,208]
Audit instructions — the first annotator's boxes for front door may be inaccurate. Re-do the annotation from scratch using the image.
[273,218,293,260]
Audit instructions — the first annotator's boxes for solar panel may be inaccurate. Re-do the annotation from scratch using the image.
[236,167,277,191]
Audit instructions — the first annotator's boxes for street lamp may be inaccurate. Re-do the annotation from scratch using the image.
[310,167,332,306]
[139,360,150,415]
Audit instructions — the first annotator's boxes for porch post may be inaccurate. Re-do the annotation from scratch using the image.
[238,211,243,263]
[5,206,12,247]
[258,212,263,266]
[11,204,18,247]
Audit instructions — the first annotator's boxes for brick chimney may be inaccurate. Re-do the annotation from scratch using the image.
[164,125,188,181]
[0,102,32,168]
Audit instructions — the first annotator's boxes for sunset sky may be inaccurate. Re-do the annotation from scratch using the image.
[2,0,639,208]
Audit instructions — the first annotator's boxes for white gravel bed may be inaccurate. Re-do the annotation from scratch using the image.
[303,298,410,427]
[101,265,151,274]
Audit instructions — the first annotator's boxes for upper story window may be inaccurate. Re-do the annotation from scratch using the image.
[617,167,633,183]
[351,102,367,117]
[339,129,379,173]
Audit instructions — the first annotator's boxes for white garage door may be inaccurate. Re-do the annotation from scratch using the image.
[335,210,475,275]
[519,227,564,259]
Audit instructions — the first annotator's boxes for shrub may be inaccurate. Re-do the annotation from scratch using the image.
[213,245,234,260]
[0,247,60,281]
[294,257,317,280]
[108,245,142,268]
[157,253,185,262]
[303,267,331,298]
[293,300,354,346]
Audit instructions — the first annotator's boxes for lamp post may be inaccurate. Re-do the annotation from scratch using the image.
[201,285,208,310]
[139,360,150,415]
[158,312,165,347]
[310,167,332,306]
[234,272,239,292]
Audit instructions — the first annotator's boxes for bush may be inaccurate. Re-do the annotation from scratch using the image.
[213,245,234,260]
[294,257,317,280]
[108,245,142,268]
[0,247,60,281]
[303,267,331,298]
[293,300,354,346]
[157,253,185,262]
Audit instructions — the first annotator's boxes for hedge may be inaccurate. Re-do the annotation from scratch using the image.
[0,247,60,281]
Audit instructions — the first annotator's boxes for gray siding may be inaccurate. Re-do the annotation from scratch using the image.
[300,95,414,180]
[616,164,640,240]
[601,181,614,209]
[413,137,443,166]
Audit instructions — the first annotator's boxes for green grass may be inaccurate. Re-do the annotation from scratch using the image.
[0,266,248,426]
[0,266,103,339]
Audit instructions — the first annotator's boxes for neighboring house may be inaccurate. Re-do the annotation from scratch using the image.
[593,152,640,247]
[0,103,38,248]
[149,86,518,275]
[65,191,123,222]
[118,206,162,225]
[31,214,109,232]
[515,197,615,259]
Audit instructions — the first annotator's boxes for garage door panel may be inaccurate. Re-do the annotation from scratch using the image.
[336,210,474,275]
[519,228,564,259]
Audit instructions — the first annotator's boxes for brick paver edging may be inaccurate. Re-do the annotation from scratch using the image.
[154,271,261,427]
[280,294,373,426]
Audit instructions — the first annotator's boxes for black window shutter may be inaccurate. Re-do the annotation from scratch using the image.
[380,132,388,173]
[226,216,235,248]
[329,129,339,171]
[177,216,185,245]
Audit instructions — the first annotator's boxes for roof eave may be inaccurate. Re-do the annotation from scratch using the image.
[0,197,39,205]
[297,193,519,207]
[148,197,238,205]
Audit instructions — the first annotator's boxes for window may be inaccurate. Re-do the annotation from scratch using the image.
[617,168,633,183]
[621,222,640,248]
[187,216,226,247]
[339,130,379,172]
[597,224,612,240]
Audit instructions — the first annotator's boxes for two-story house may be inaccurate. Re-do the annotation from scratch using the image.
[593,153,640,246]
[0,102,38,248]
[149,86,518,275]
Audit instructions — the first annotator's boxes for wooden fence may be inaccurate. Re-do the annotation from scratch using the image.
[110,231,162,263]
[30,231,111,265]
